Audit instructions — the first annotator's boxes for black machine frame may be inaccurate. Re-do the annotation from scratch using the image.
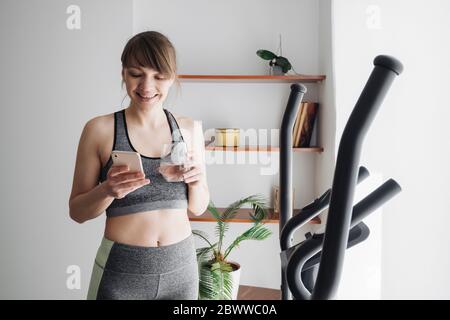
[279,55,403,300]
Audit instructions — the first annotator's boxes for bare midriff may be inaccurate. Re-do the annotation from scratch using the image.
[104,208,192,247]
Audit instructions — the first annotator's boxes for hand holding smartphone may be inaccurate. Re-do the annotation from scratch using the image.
[111,150,144,173]
[102,150,149,199]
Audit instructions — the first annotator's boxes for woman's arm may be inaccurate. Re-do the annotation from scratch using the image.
[68,118,114,223]
[184,120,210,216]
[188,181,210,216]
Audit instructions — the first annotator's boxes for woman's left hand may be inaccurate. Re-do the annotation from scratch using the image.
[182,152,205,187]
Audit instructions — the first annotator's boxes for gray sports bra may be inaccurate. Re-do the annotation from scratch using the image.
[98,108,189,217]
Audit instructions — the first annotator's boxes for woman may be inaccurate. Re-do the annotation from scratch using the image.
[68,31,210,300]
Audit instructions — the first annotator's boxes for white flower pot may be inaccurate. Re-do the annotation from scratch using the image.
[270,65,284,76]
[228,261,241,300]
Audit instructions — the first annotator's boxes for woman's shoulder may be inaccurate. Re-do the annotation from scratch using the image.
[169,110,195,130]
[80,111,115,152]
[83,111,115,135]
[169,111,204,147]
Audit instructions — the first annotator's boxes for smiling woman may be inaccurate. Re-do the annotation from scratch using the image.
[123,65,169,103]
[68,31,210,300]
[120,31,181,107]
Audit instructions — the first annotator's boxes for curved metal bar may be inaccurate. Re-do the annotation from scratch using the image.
[287,179,402,299]
[280,166,369,251]
[279,83,307,230]
[311,55,403,300]
[279,55,403,300]
[279,83,307,299]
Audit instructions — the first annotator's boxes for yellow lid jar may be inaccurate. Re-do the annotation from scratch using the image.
[215,128,240,147]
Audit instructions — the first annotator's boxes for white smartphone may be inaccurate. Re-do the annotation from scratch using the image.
[111,150,144,173]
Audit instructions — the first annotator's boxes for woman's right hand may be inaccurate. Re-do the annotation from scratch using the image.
[103,165,150,199]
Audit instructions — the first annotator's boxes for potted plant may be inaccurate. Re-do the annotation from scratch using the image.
[192,194,273,300]
[256,34,296,75]
[257,49,292,75]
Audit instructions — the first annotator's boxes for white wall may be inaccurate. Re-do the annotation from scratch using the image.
[332,0,450,299]
[0,0,132,299]
[316,0,336,217]
[133,0,323,290]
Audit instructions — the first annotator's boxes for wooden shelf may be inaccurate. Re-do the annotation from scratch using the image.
[178,74,325,83]
[188,208,321,224]
[206,144,323,153]
[238,285,281,300]
[204,139,322,153]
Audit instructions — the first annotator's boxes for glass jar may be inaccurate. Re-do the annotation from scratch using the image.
[215,128,240,147]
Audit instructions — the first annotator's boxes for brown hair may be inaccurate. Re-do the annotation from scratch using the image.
[120,31,180,95]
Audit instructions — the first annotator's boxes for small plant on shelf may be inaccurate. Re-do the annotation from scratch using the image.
[192,194,273,300]
[257,34,293,75]
[256,49,292,75]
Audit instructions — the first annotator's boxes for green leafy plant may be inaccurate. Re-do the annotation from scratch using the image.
[256,49,292,74]
[192,194,273,300]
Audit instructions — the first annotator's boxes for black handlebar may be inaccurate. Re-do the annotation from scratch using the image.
[311,55,403,300]
[279,83,307,229]
[279,55,403,300]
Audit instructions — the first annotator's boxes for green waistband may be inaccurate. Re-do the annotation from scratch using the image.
[95,237,115,269]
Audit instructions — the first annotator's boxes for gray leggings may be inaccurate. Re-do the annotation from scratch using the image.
[87,233,199,300]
